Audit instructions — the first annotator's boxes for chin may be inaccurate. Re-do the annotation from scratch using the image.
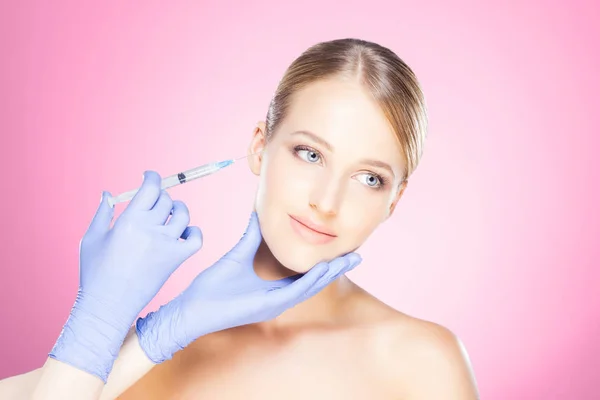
[270,244,325,273]
[262,228,345,273]
[257,209,351,273]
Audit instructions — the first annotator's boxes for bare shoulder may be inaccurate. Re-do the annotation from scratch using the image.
[0,368,43,399]
[344,286,480,399]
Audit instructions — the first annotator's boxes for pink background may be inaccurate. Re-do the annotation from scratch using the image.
[1,1,598,398]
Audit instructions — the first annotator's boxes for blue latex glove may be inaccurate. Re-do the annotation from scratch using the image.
[49,171,203,382]
[136,212,362,363]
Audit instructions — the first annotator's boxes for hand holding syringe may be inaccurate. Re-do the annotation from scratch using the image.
[44,148,359,387]
[108,154,253,208]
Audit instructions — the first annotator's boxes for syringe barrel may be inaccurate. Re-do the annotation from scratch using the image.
[179,163,220,181]
[107,161,228,208]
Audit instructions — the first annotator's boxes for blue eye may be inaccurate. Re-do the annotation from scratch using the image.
[295,147,321,163]
[356,173,382,188]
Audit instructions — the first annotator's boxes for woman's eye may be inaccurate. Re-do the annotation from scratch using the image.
[297,149,321,163]
[356,173,381,188]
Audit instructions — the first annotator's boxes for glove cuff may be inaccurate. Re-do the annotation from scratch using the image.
[135,300,186,364]
[48,289,132,382]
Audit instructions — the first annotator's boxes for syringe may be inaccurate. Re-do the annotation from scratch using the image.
[108,158,239,208]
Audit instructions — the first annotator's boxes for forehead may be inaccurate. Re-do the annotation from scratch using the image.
[276,78,405,167]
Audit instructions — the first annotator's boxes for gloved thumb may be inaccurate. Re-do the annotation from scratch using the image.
[226,211,262,263]
[87,191,115,238]
[180,226,203,255]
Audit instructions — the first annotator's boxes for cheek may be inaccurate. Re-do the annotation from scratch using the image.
[338,192,387,246]
[256,154,315,210]
[254,151,390,272]
[254,155,319,271]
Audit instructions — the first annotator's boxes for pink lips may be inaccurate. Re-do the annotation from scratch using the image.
[288,214,337,245]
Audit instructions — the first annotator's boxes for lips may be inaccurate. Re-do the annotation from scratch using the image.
[288,214,337,237]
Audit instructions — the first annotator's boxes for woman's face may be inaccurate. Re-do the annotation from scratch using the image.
[248,77,408,273]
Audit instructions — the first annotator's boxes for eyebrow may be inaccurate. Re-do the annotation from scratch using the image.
[358,159,395,178]
[291,130,333,151]
[291,130,396,178]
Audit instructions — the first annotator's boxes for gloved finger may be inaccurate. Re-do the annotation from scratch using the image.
[86,191,115,238]
[180,226,203,255]
[304,253,362,299]
[266,262,329,305]
[128,171,162,211]
[165,200,190,238]
[151,190,174,225]
[224,212,262,264]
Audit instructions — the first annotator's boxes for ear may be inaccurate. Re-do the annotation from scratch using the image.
[387,180,408,218]
[248,121,267,176]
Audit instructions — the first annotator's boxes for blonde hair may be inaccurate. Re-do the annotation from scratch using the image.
[266,38,428,181]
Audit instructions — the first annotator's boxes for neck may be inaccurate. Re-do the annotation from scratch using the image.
[252,239,353,332]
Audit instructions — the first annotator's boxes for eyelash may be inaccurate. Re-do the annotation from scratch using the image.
[292,145,388,190]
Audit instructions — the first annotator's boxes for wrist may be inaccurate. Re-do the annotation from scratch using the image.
[49,289,133,382]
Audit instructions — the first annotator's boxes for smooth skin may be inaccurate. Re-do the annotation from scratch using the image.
[115,77,480,399]
[0,327,154,400]
[0,76,479,399]
[0,171,359,399]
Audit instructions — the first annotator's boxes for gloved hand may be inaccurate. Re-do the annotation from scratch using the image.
[49,171,203,382]
[136,211,362,364]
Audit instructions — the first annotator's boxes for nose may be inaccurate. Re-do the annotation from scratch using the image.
[308,174,345,216]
